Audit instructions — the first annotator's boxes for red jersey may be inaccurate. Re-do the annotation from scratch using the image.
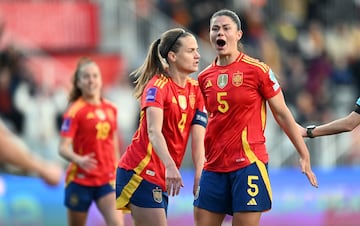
[119,74,205,190]
[198,53,281,172]
[60,97,118,186]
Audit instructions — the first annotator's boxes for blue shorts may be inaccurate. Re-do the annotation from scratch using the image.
[115,168,168,214]
[64,182,115,212]
[193,162,272,215]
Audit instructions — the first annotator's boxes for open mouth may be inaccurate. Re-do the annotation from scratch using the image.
[216,39,226,47]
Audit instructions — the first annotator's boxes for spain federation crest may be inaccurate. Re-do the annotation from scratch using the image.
[70,193,79,207]
[178,95,187,110]
[95,109,106,120]
[217,74,228,89]
[189,94,196,109]
[232,71,243,87]
[153,187,163,203]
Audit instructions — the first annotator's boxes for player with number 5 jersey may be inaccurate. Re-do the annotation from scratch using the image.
[193,9,318,226]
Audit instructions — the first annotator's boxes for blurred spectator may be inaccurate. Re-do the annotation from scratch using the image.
[14,81,67,165]
[0,47,28,134]
[295,90,318,125]
[186,0,227,40]
[162,0,192,27]
[282,54,307,105]
[135,0,155,51]
[105,72,139,154]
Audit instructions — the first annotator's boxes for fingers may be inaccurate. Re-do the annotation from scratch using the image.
[79,153,98,171]
[305,171,318,188]
[299,159,319,188]
[166,178,184,196]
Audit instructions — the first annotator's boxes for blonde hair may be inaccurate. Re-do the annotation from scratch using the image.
[131,28,192,99]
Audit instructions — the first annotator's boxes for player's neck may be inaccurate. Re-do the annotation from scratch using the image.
[216,51,240,66]
[82,95,101,105]
[168,67,187,87]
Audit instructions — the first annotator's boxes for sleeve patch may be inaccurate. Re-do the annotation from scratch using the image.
[60,118,72,132]
[146,87,157,102]
[269,69,280,91]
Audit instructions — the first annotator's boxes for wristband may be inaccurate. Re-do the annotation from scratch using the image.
[306,125,316,138]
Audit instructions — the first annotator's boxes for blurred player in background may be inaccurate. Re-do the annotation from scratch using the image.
[0,118,62,186]
[115,28,207,226]
[193,9,318,226]
[58,57,124,226]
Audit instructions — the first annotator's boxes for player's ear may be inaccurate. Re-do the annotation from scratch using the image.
[167,51,176,63]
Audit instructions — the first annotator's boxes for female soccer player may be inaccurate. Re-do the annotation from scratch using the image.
[193,9,318,226]
[115,28,207,226]
[58,58,124,226]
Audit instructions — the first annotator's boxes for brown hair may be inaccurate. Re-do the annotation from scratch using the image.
[68,57,94,103]
[131,28,192,99]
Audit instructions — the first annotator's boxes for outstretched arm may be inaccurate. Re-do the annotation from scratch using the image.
[268,91,318,188]
[0,119,62,186]
[301,111,360,138]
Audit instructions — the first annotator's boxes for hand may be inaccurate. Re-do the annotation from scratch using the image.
[39,162,63,186]
[193,178,200,197]
[165,165,184,196]
[299,158,318,188]
[76,152,98,172]
[296,123,307,137]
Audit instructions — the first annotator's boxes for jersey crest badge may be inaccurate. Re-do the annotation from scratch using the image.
[70,193,79,207]
[95,109,106,120]
[232,71,243,87]
[217,74,228,89]
[178,95,187,110]
[189,94,196,109]
[153,187,163,203]
[106,109,115,122]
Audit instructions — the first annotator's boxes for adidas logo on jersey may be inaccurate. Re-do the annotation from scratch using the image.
[247,198,257,206]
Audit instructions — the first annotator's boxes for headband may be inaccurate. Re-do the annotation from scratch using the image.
[161,31,185,58]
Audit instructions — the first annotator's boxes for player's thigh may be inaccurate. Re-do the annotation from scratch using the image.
[232,211,262,226]
[232,162,272,212]
[130,203,167,226]
[67,209,88,226]
[64,182,93,212]
[116,168,168,213]
[193,206,225,226]
[193,170,232,214]
[96,191,124,226]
